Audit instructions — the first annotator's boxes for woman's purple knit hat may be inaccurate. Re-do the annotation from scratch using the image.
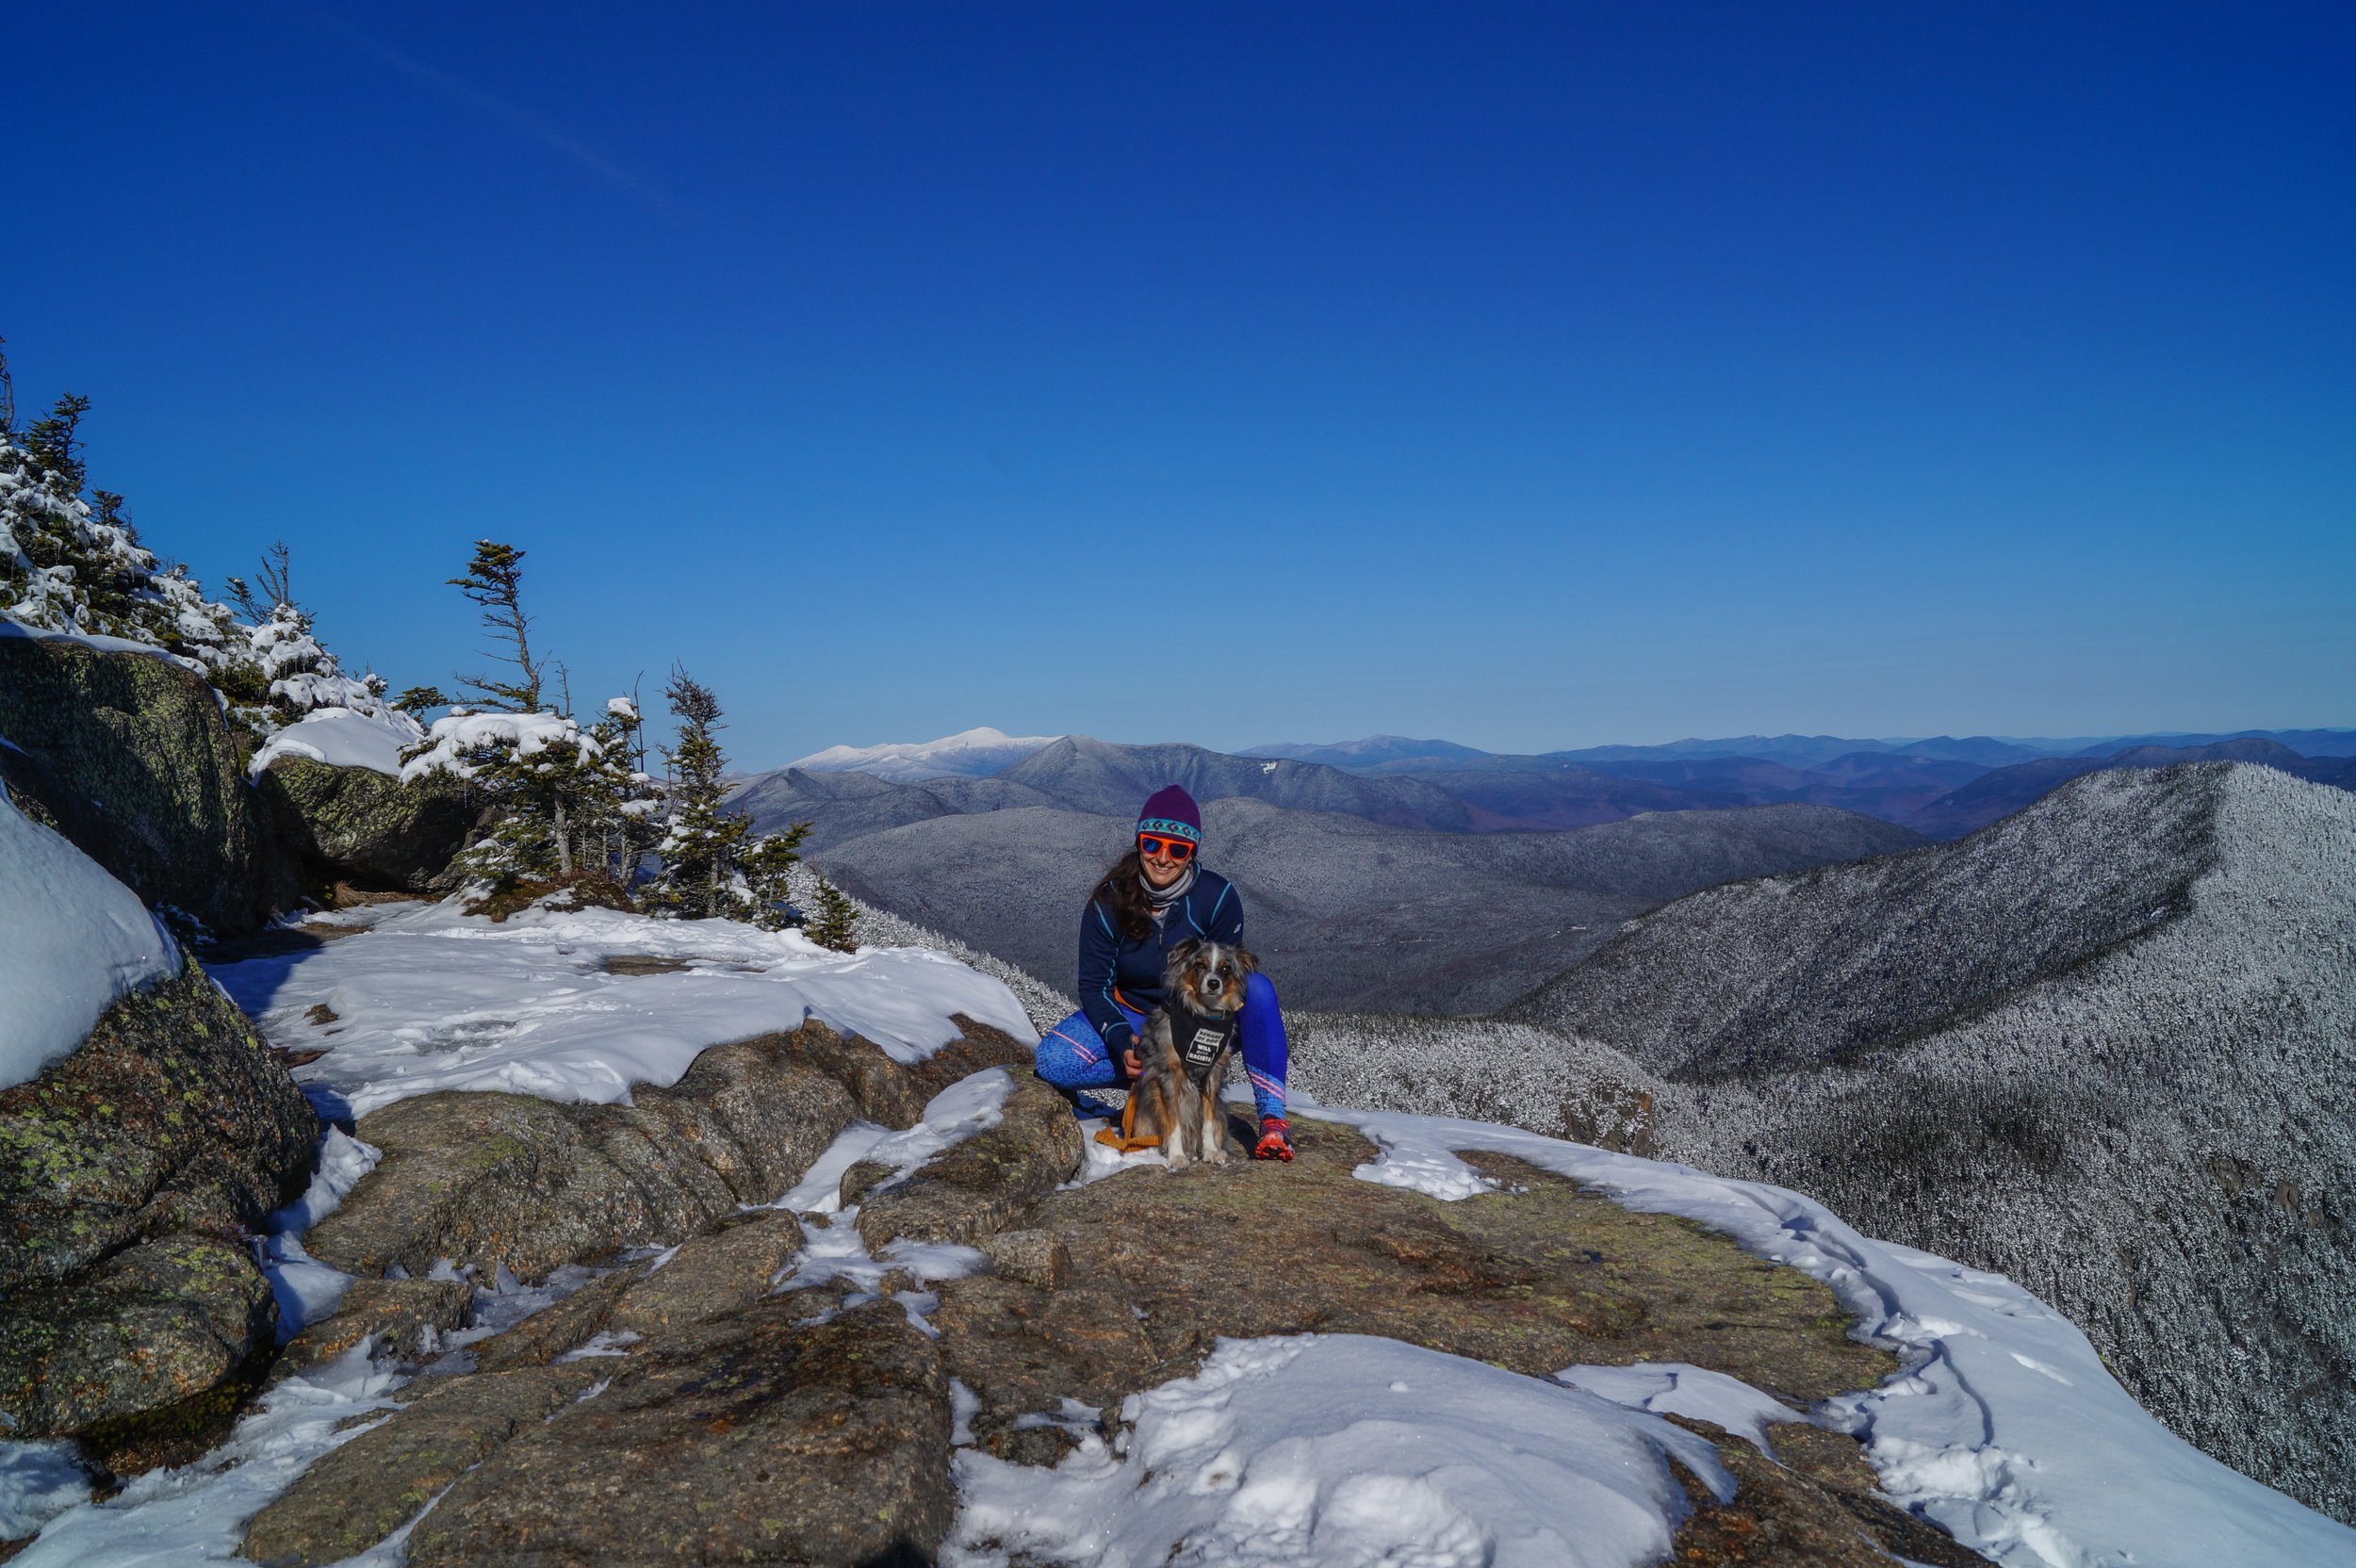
[1137,784,1203,845]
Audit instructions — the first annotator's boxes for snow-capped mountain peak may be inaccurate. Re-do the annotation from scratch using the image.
[787,726,1062,783]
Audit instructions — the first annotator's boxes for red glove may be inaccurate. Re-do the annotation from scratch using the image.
[1254,1117,1294,1162]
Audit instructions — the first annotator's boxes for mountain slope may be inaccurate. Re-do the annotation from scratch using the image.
[1506,763,2356,1522]
[814,796,1922,1014]
[1906,739,2349,840]
[728,766,1062,852]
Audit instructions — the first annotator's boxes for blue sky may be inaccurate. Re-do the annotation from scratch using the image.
[7,3,2350,766]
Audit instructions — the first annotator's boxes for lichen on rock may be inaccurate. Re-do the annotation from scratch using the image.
[0,635,299,933]
[255,755,478,895]
[0,958,317,1288]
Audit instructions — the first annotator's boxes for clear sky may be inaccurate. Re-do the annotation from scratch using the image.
[7,3,2350,767]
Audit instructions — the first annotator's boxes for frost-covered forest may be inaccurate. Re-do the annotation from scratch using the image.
[1284,765,2356,1524]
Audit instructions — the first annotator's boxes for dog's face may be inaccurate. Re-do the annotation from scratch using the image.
[1164,939,1257,1015]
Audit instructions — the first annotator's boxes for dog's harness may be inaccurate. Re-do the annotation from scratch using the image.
[1091,1000,1238,1154]
[1167,1002,1238,1087]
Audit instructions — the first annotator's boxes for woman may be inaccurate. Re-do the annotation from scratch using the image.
[1033,785,1294,1161]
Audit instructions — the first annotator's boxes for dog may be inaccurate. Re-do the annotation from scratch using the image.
[1129,939,1256,1168]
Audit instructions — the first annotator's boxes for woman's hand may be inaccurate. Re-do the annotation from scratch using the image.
[1121,1048,1143,1078]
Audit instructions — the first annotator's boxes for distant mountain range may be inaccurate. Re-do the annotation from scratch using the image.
[1498,762,2356,1523]
[761,726,2356,840]
[728,736,1922,1012]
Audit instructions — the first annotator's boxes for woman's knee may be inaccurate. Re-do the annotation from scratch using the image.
[1244,971,1280,1011]
[1034,1014,1116,1090]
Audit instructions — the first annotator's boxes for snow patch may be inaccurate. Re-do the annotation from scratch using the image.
[254,1128,383,1342]
[1555,1363,1799,1453]
[4,1344,403,1567]
[0,1444,95,1543]
[946,1333,1731,1568]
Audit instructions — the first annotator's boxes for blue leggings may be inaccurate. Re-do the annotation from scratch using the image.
[1035,971,1288,1122]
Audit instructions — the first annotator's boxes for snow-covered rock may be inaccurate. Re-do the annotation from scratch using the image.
[0,787,176,1090]
[248,706,425,779]
[949,1333,1732,1568]
[1317,1102,2356,1568]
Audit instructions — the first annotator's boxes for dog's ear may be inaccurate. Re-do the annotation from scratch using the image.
[1231,944,1259,977]
[1168,939,1202,970]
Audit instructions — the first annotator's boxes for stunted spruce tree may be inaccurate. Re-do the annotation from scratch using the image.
[641,667,808,925]
[449,540,543,713]
[407,540,650,896]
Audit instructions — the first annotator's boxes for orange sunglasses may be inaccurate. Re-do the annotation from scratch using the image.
[1137,833,1196,862]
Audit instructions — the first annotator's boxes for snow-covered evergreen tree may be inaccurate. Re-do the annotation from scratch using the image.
[1,389,249,678]
[1,363,398,743]
[639,669,807,923]
[401,709,606,890]
[239,598,404,736]
[806,875,859,952]
[575,694,665,887]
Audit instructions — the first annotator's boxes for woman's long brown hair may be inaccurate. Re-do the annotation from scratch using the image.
[1089,848,1153,941]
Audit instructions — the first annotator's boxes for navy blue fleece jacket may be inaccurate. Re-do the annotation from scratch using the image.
[1077,869,1244,1058]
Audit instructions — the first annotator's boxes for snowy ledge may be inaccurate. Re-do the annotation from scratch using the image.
[204,897,1039,1120]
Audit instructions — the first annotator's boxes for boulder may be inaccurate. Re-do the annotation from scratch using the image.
[852,1072,1083,1250]
[0,634,297,932]
[256,755,477,894]
[402,1297,953,1568]
[303,1021,1038,1285]
[794,1014,1032,1129]
[0,1234,275,1437]
[606,1211,809,1336]
[0,958,318,1288]
[303,1031,862,1282]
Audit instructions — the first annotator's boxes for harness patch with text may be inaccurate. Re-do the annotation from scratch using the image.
[1173,1007,1236,1084]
